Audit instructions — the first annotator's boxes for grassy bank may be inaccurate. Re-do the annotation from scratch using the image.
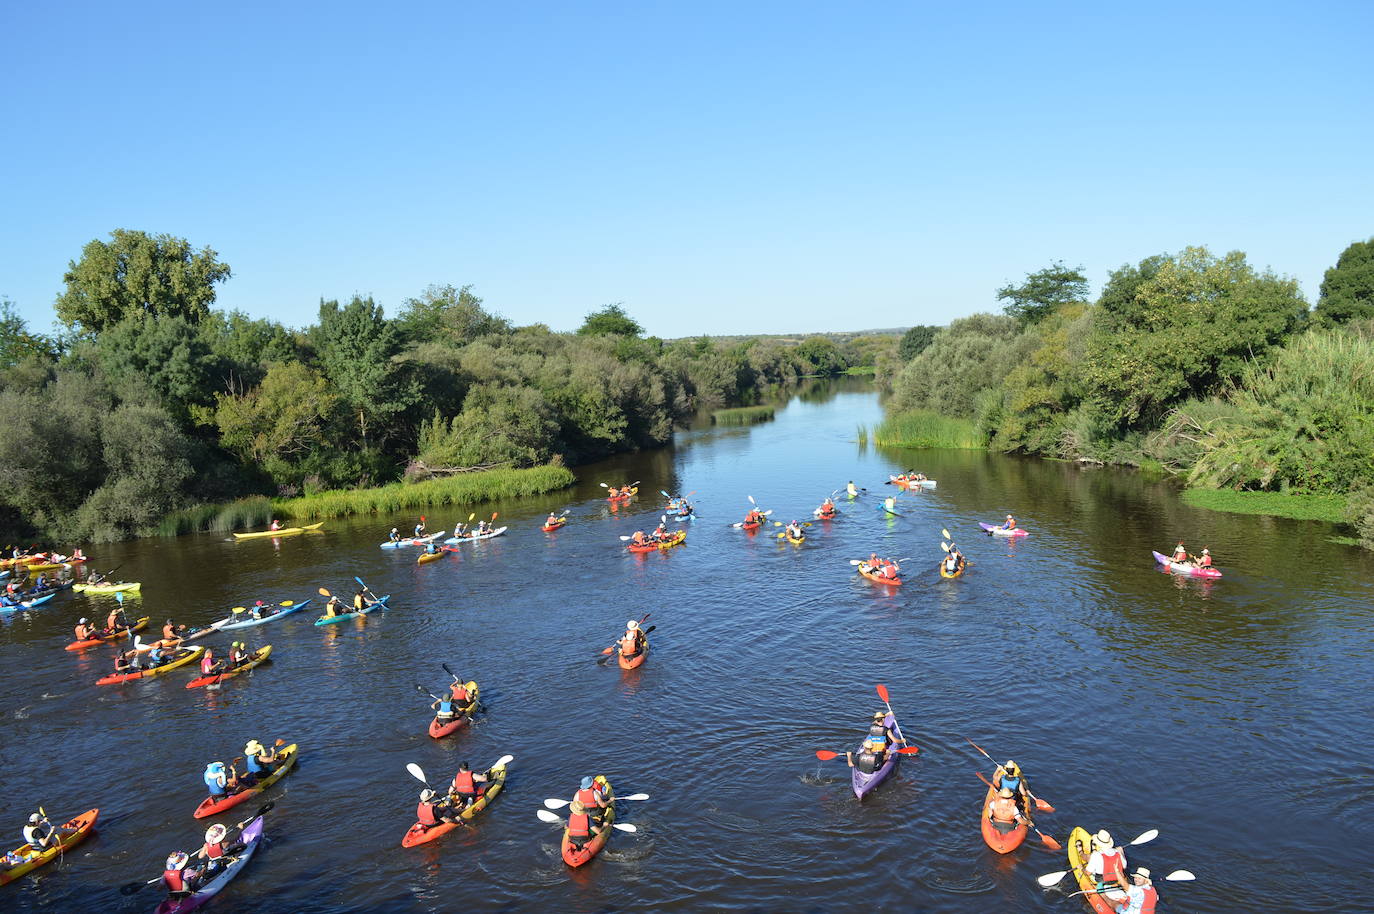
[873,410,983,449]
[159,464,576,535]
[1181,488,1348,524]
[712,405,776,425]
[844,365,877,376]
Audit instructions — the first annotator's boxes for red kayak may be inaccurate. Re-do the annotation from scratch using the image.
[542,518,567,532]
[65,617,149,651]
[980,784,1028,853]
[618,638,648,670]
[428,682,480,738]
[193,744,299,818]
[562,776,615,867]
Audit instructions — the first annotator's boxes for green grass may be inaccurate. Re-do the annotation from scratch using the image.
[158,464,575,534]
[844,365,877,376]
[874,410,982,449]
[1181,488,1348,524]
[712,405,776,425]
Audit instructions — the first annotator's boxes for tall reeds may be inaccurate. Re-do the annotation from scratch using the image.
[873,410,982,449]
[711,405,776,425]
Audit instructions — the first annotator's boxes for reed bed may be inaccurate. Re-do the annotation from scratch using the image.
[873,410,982,449]
[711,405,776,425]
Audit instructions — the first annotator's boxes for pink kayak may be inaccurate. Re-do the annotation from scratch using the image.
[979,522,1028,538]
[1152,550,1222,578]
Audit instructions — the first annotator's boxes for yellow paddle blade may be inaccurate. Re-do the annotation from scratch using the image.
[279,600,294,606]
[318,587,330,596]
[231,606,246,614]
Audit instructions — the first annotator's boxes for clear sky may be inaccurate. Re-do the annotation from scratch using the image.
[2,1,1371,337]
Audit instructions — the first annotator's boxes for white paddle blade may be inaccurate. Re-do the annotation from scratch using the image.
[848,559,863,565]
[941,542,950,552]
[543,798,570,809]
[747,495,756,504]
[620,793,649,801]
[611,822,638,832]
[1165,870,1195,881]
[1037,871,1068,887]
[598,482,609,488]
[942,528,951,539]
[494,754,514,767]
[536,809,562,824]
[1130,829,1159,845]
[405,763,428,784]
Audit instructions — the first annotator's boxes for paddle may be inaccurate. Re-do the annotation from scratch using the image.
[1037,830,1161,886]
[815,748,920,761]
[597,625,655,664]
[536,808,639,832]
[544,793,649,809]
[353,576,380,603]
[974,771,1061,850]
[1065,871,1194,898]
[875,684,915,751]
[416,684,444,704]
[118,801,275,895]
[965,738,1054,812]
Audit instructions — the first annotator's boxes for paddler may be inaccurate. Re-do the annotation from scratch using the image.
[243,739,280,783]
[203,761,236,798]
[619,619,645,660]
[743,508,763,527]
[565,800,603,851]
[883,495,897,513]
[1198,547,1214,569]
[449,761,489,810]
[1171,541,1188,564]
[942,547,964,575]
[867,710,899,748]
[268,519,282,531]
[198,822,244,870]
[113,650,139,675]
[476,519,491,536]
[573,776,610,823]
[200,647,219,676]
[1114,867,1157,914]
[846,480,859,497]
[786,520,804,539]
[227,641,250,666]
[987,787,1022,830]
[414,518,427,537]
[424,542,440,556]
[431,692,458,724]
[249,600,269,621]
[630,530,647,546]
[993,760,1033,817]
[106,605,127,632]
[546,512,561,527]
[449,678,472,703]
[322,595,344,619]
[162,851,205,895]
[817,497,836,517]
[74,618,98,642]
[416,788,461,826]
[388,527,402,543]
[650,519,668,541]
[1085,830,1129,898]
[353,588,368,611]
[846,734,889,774]
[21,812,56,850]
[162,619,185,641]
[1002,514,1017,530]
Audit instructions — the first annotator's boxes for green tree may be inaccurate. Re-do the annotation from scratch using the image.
[55,230,231,332]
[889,313,1028,417]
[0,300,53,368]
[794,336,849,375]
[313,296,417,449]
[897,325,939,361]
[397,283,509,344]
[577,304,642,337]
[416,385,559,468]
[200,311,299,386]
[91,314,220,421]
[1315,237,1374,325]
[76,404,195,540]
[997,262,1090,324]
[203,362,337,480]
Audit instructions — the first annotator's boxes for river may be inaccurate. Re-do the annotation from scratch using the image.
[2,377,1370,912]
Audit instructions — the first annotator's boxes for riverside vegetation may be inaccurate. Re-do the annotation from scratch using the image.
[875,239,1374,549]
[0,229,896,542]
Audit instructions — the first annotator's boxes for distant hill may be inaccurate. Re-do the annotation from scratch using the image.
[667,327,908,344]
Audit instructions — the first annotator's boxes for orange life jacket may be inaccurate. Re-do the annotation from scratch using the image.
[575,787,600,808]
[452,770,476,794]
[203,841,226,860]
[1200,554,1212,567]
[163,869,186,892]
[567,811,591,838]
[1098,847,1126,885]
[75,624,93,640]
[1139,885,1158,914]
[620,633,640,655]
[416,801,439,826]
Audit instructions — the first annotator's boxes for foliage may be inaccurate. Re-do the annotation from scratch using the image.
[55,229,230,332]
[997,261,1090,324]
[874,410,983,449]
[793,336,850,375]
[982,303,1092,456]
[0,299,53,367]
[313,295,418,451]
[199,311,299,386]
[897,325,939,361]
[88,314,221,421]
[76,404,196,540]
[416,385,560,468]
[1315,237,1374,325]
[157,496,274,536]
[202,362,337,481]
[272,464,576,520]
[577,303,642,337]
[888,313,1029,418]
[397,283,510,344]
[1344,484,1374,550]
[1181,488,1348,525]
[711,405,775,425]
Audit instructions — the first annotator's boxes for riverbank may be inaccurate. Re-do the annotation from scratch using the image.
[1180,488,1348,524]
[157,464,576,535]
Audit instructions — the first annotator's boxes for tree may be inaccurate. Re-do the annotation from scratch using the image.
[794,336,849,375]
[204,362,336,479]
[997,262,1090,324]
[888,313,1028,418]
[1315,237,1374,325]
[397,283,509,344]
[55,230,231,332]
[897,325,939,361]
[0,299,53,368]
[415,385,559,468]
[92,314,220,421]
[577,304,642,337]
[313,296,416,449]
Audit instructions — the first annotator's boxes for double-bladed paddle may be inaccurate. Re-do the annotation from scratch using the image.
[535,808,639,833]
[1037,830,1160,887]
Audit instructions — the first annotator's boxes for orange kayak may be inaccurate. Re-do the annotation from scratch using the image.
[858,562,902,586]
[618,640,648,670]
[980,784,1028,853]
[562,777,614,866]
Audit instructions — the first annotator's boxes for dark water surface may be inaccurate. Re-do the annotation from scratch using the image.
[3,378,1371,912]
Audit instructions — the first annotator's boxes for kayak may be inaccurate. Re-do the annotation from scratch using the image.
[1152,550,1223,578]
[980,784,1028,853]
[542,518,568,532]
[618,639,648,670]
[193,744,299,818]
[673,510,696,521]
[401,757,509,847]
[876,503,903,517]
[979,522,1028,537]
[607,487,639,502]
[890,475,937,489]
[379,531,445,549]
[217,599,312,631]
[1067,826,1125,914]
[20,561,68,572]
[73,581,141,593]
[95,646,204,685]
[183,619,232,643]
[154,815,265,914]
[443,525,508,545]
[815,509,838,520]
[185,645,273,689]
[66,616,150,650]
[626,530,686,553]
[1,592,56,611]
[416,549,448,564]
[858,562,902,586]
[562,776,615,866]
[851,716,899,799]
[314,594,391,626]
[232,521,324,540]
[429,681,480,738]
[939,560,965,579]
[785,532,806,545]
[0,808,99,886]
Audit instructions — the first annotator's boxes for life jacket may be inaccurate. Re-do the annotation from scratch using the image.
[1172,548,1187,561]
[436,698,455,716]
[23,823,51,846]
[1097,847,1126,885]
[856,750,879,773]
[450,684,469,703]
[882,564,898,579]
[1000,774,1022,793]
[163,869,187,892]
[620,633,640,656]
[452,770,476,794]
[567,811,591,838]
[867,722,888,739]
[944,556,958,570]
[247,754,268,775]
[1139,884,1159,914]
[1200,554,1212,567]
[414,525,425,536]
[354,593,365,610]
[201,656,215,674]
[575,787,600,808]
[631,532,645,544]
[1004,519,1016,529]
[203,841,226,860]
[416,801,440,826]
[204,766,226,794]
[75,624,93,640]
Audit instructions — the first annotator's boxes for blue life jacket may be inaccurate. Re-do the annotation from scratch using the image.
[204,765,226,795]
[246,755,268,775]
[1000,775,1022,793]
[438,699,455,714]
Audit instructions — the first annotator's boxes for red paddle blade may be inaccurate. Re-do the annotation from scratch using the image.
[896,746,921,755]
[876,683,890,703]
[1035,798,1055,813]
[815,750,842,760]
[965,737,991,759]
[1039,831,1063,851]
[974,769,995,787]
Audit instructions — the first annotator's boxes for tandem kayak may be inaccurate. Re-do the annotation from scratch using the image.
[1152,551,1222,578]
[607,487,639,502]
[889,475,937,489]
[627,530,686,553]
[980,784,1028,853]
[785,532,806,545]
[1067,826,1125,914]
[1,592,56,611]
[401,757,509,847]
[232,521,324,540]
[216,599,312,631]
[314,594,391,626]
[380,531,445,549]
[66,616,150,650]
[858,562,902,586]
[193,745,299,818]
[73,581,141,593]
[0,808,98,886]
[562,776,615,867]
[618,639,648,670]
[185,645,273,689]
[979,523,1028,537]
[95,646,204,685]
[852,716,899,800]
[429,681,480,738]
[542,518,568,532]
[443,526,508,545]
[154,815,265,914]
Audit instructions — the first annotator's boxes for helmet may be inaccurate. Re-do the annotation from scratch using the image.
[580,776,594,789]
[28,813,41,824]
[626,620,638,630]
[79,617,88,624]
[166,851,189,869]
[420,788,436,802]
[205,824,227,843]
[244,740,264,756]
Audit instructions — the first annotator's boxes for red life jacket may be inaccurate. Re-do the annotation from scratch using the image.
[567,811,591,838]
[1098,848,1126,884]
[416,801,439,826]
[1139,884,1159,914]
[204,841,225,860]
[575,787,600,807]
[75,624,91,640]
[1200,555,1212,567]
[452,770,476,794]
[163,869,186,892]
[620,633,640,655]
[450,683,469,702]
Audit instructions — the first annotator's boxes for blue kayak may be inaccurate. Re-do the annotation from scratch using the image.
[875,503,903,517]
[314,594,391,626]
[0,592,55,611]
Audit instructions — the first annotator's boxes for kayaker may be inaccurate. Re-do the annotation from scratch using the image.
[1198,547,1214,568]
[867,711,899,748]
[162,851,205,894]
[573,776,610,823]
[227,642,250,665]
[883,496,897,513]
[565,800,603,851]
[786,520,803,539]
[322,596,343,619]
[1002,514,1017,530]
[744,509,763,527]
[942,549,964,575]
[449,761,488,810]
[414,518,427,537]
[619,620,645,660]
[994,760,1033,816]
[204,761,234,798]
[431,693,459,724]
[650,519,668,541]
[987,787,1022,829]
[199,823,242,868]
[416,788,460,826]
[243,739,279,783]
[200,648,219,676]
[147,642,171,667]
[1114,867,1157,914]
[1085,829,1129,896]
[453,522,468,538]
[817,498,836,517]
[846,481,858,497]
[250,600,269,620]
[106,606,126,631]
[162,619,185,641]
[847,735,889,774]
[353,589,368,611]
[74,618,97,641]
[113,650,139,675]
[389,527,402,543]
[424,542,440,556]
[1171,541,1188,564]
[88,569,107,585]
[21,812,55,850]
[449,679,472,703]
[269,519,282,531]
[476,520,491,536]
[630,530,647,546]
[546,512,561,526]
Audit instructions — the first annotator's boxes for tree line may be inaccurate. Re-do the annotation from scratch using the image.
[0,230,892,543]
[879,238,1374,548]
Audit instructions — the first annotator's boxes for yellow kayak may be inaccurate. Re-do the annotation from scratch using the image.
[73,581,141,593]
[232,521,324,540]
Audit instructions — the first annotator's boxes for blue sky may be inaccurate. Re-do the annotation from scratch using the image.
[2,1,1370,337]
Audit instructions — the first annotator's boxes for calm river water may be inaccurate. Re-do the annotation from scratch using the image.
[2,378,1371,913]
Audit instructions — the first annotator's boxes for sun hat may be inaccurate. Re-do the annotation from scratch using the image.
[205,824,227,843]
[167,851,189,869]
[581,776,594,789]
[244,740,264,756]
[1094,829,1113,848]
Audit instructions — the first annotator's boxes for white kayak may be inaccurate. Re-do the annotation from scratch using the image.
[444,526,508,545]
[379,531,445,549]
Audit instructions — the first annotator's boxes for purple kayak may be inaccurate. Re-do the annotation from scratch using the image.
[850,714,900,800]
[1151,550,1222,578]
[155,816,265,913]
